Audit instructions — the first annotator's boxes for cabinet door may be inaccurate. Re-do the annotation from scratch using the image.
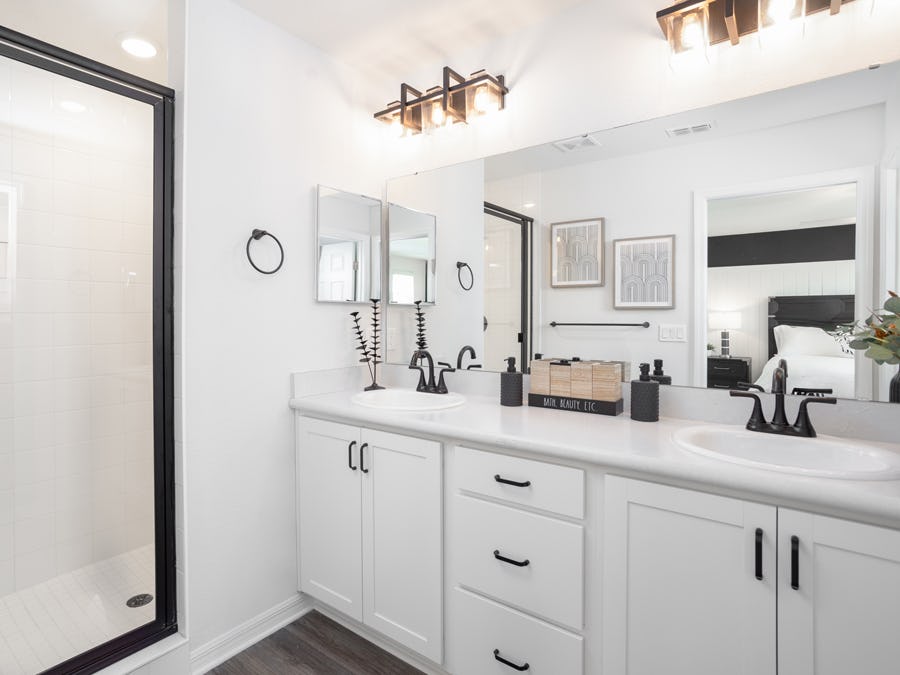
[296,418,363,621]
[361,428,442,663]
[778,510,900,675]
[603,476,777,675]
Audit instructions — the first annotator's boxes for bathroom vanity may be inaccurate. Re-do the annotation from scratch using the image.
[291,386,900,675]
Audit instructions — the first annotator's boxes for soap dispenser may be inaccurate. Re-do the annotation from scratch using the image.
[650,359,672,385]
[501,357,523,407]
[631,363,659,422]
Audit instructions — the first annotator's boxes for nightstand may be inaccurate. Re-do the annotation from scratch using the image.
[707,356,752,390]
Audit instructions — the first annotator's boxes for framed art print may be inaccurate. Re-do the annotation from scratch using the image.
[613,235,675,309]
[550,218,604,287]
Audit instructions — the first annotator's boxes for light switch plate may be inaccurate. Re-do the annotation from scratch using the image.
[659,324,687,342]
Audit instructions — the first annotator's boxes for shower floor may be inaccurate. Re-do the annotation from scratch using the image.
[0,545,155,674]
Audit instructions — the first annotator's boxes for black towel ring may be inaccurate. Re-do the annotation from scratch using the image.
[246,229,284,275]
[456,261,474,291]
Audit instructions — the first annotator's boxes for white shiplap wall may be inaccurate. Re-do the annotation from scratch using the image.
[707,260,856,380]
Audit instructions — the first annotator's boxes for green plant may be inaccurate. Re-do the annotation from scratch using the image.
[706,343,715,351]
[848,292,900,365]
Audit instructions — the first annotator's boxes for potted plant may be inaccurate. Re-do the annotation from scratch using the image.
[706,342,716,357]
[848,292,900,402]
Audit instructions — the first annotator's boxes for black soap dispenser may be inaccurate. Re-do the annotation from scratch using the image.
[631,363,659,422]
[501,357,523,407]
[650,359,672,385]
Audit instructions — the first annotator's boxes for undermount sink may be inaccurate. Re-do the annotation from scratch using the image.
[351,388,466,412]
[672,425,900,480]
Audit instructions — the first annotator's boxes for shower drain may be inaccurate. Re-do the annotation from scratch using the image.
[126,593,154,608]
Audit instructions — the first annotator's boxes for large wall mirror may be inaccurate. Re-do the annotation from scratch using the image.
[316,185,381,302]
[383,61,900,402]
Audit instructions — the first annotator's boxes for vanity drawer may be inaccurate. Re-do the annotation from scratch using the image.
[451,587,583,675]
[454,494,584,630]
[455,446,584,519]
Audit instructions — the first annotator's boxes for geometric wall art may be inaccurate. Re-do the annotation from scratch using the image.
[613,235,675,308]
[550,218,604,287]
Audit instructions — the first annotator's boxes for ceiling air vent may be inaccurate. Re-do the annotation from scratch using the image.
[665,121,714,138]
[553,133,602,153]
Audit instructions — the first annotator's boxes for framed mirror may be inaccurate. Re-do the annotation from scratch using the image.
[316,185,381,303]
[382,61,900,402]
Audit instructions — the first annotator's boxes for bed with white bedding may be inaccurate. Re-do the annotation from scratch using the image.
[754,304,857,397]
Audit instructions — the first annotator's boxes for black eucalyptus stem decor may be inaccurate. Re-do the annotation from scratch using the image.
[350,299,385,391]
[414,300,428,351]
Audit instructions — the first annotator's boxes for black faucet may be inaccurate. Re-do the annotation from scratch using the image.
[409,350,435,392]
[409,350,455,394]
[456,345,482,370]
[730,385,837,438]
[770,364,789,428]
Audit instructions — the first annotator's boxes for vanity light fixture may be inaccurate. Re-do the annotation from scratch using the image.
[374,66,507,136]
[657,0,856,50]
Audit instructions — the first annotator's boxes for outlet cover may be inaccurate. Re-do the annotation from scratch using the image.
[659,324,687,342]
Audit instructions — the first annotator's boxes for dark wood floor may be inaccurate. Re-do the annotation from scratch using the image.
[210,610,425,675]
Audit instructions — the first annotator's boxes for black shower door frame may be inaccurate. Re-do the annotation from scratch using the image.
[0,25,177,675]
[484,201,534,372]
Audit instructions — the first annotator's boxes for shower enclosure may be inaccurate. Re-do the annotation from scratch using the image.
[0,28,175,674]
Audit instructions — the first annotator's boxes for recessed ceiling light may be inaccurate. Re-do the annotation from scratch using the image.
[121,36,158,59]
[59,100,86,114]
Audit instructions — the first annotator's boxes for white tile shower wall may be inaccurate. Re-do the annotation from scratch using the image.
[0,57,155,594]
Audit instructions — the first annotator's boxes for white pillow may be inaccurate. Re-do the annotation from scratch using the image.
[774,324,847,358]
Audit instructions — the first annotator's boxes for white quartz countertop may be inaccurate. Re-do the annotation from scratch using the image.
[289,390,900,527]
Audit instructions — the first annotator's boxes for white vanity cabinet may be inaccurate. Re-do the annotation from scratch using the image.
[604,476,900,675]
[449,446,585,675]
[296,417,442,663]
[777,509,900,675]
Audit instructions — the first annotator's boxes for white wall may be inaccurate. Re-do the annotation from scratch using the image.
[485,105,884,385]
[0,58,155,595]
[180,0,382,657]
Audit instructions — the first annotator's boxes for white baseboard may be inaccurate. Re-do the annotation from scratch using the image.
[312,602,450,675]
[189,594,312,674]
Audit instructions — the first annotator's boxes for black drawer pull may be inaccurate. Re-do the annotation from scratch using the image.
[494,550,530,567]
[713,366,731,371]
[494,474,531,488]
[348,441,357,471]
[494,649,530,671]
[791,535,799,590]
[755,528,763,580]
[360,443,369,474]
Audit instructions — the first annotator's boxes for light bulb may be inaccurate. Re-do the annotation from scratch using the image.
[680,13,703,50]
[473,85,498,114]
[389,118,404,138]
[431,101,445,127]
[767,0,796,23]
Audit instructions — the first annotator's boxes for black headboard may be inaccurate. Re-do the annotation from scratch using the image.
[767,295,855,358]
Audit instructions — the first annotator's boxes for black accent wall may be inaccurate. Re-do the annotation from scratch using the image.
[708,224,855,267]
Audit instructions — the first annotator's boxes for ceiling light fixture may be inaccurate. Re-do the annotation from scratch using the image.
[120,36,158,59]
[657,0,855,50]
[374,66,507,137]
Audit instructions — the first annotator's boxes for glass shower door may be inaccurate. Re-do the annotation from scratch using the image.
[0,31,174,675]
